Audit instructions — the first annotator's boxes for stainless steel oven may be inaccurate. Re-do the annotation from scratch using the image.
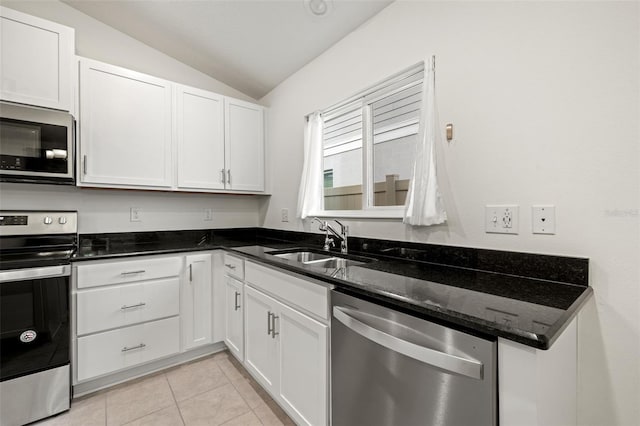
[0,211,77,426]
[331,289,497,426]
[0,102,75,184]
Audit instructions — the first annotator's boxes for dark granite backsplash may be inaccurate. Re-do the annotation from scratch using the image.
[79,227,589,287]
[252,228,589,286]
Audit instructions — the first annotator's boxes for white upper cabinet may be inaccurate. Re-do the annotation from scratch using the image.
[0,6,74,111]
[77,56,265,193]
[225,97,265,192]
[78,58,173,189]
[175,85,225,191]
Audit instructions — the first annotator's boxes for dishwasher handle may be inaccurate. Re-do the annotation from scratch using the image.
[333,306,484,380]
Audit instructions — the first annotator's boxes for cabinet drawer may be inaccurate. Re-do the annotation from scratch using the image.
[76,316,180,382]
[245,261,328,321]
[76,256,182,289]
[77,277,180,336]
[223,253,244,280]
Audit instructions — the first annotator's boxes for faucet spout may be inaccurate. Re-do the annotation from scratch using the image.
[311,218,348,253]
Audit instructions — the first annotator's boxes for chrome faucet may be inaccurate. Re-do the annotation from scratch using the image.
[313,218,349,254]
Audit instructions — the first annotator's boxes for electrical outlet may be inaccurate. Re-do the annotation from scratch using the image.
[204,208,213,221]
[485,205,519,234]
[130,207,142,222]
[532,205,555,234]
[281,208,289,222]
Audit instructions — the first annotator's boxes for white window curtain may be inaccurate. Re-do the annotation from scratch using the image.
[297,112,324,219]
[403,58,447,226]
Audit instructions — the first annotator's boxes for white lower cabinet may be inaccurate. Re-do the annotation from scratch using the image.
[224,275,245,361]
[74,251,214,386]
[499,317,578,426]
[277,300,328,426]
[243,262,329,426]
[182,253,213,351]
[244,285,279,390]
[77,316,180,382]
[76,277,180,335]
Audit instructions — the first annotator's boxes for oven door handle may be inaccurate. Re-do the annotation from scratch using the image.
[333,306,484,380]
[0,265,71,283]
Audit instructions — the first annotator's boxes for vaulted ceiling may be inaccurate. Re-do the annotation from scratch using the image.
[63,0,393,99]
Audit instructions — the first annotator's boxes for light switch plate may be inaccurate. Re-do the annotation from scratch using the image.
[281,208,289,222]
[204,209,213,221]
[485,205,519,234]
[532,205,555,234]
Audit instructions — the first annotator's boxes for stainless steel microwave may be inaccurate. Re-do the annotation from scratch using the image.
[0,102,74,184]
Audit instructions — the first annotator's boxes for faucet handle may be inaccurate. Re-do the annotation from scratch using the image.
[312,217,327,231]
[334,219,348,235]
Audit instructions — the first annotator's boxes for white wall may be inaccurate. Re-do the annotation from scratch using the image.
[0,183,260,233]
[0,1,261,231]
[260,2,639,425]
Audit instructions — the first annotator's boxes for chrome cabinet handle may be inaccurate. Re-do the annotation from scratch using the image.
[220,169,225,183]
[121,343,146,352]
[333,306,484,380]
[267,311,273,335]
[234,291,241,311]
[189,264,193,282]
[83,155,87,174]
[121,302,146,310]
[271,314,279,339]
[121,270,145,276]
[224,263,236,270]
[227,169,231,184]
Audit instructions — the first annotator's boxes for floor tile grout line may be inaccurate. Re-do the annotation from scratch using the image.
[166,362,232,405]
[116,375,178,426]
[165,372,187,426]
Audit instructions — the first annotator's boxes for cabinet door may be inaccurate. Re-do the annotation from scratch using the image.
[244,285,278,391]
[224,275,244,361]
[78,58,172,188]
[225,98,264,192]
[176,85,225,190]
[182,254,212,351]
[277,302,328,426]
[0,6,73,111]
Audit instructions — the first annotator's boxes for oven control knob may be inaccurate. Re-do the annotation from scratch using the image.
[43,217,53,225]
[58,217,67,225]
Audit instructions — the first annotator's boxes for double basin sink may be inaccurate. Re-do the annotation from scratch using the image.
[266,248,375,269]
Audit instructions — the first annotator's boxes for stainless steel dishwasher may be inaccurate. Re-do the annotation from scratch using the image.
[331,290,497,426]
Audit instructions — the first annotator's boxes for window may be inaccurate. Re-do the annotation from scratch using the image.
[319,64,424,217]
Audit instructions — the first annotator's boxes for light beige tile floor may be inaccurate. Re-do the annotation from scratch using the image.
[37,351,295,426]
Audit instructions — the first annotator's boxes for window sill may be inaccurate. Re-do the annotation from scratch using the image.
[308,208,404,219]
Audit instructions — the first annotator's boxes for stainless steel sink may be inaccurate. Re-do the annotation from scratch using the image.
[308,257,365,268]
[270,251,334,263]
[267,249,373,269]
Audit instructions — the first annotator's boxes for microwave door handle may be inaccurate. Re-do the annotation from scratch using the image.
[332,306,484,380]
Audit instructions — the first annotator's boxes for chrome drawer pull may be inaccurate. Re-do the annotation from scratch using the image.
[234,291,241,311]
[121,343,146,352]
[121,302,146,310]
[121,270,145,276]
[224,263,236,270]
[271,314,279,339]
[267,311,273,335]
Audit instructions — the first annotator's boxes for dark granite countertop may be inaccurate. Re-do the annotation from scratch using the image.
[74,228,592,350]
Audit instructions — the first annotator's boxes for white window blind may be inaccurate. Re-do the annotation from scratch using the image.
[322,101,362,156]
[316,62,426,214]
